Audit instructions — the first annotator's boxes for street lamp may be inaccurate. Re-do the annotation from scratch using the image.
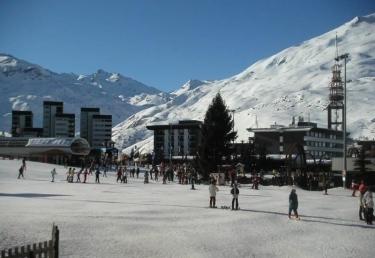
[336,53,349,188]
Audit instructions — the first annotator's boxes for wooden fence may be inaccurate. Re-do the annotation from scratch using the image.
[1,224,59,258]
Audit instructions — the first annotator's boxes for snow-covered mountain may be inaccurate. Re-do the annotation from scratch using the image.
[113,14,375,154]
[0,54,170,133]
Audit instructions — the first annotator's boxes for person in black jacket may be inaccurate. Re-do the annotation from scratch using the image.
[289,189,299,219]
[231,183,240,210]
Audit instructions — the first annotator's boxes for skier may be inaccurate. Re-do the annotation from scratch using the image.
[22,157,27,173]
[363,188,373,225]
[358,180,368,220]
[288,188,299,219]
[76,168,82,183]
[95,167,101,183]
[122,168,128,183]
[17,165,24,179]
[83,168,89,183]
[136,167,140,178]
[209,179,219,208]
[144,169,149,184]
[116,167,122,183]
[51,168,57,182]
[231,183,240,210]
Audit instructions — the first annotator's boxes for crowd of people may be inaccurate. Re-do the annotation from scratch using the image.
[14,157,374,223]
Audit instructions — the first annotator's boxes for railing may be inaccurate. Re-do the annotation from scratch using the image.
[1,224,59,258]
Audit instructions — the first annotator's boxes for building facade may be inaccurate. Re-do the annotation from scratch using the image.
[55,113,75,138]
[248,121,344,158]
[43,101,63,137]
[11,110,33,137]
[91,114,112,148]
[80,108,100,146]
[80,108,112,149]
[146,120,202,160]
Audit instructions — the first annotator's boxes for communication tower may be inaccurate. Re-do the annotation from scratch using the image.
[328,35,344,131]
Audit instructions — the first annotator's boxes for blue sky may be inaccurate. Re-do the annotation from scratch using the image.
[0,0,374,92]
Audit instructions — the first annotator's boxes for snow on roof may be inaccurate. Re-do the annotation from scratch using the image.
[26,138,76,147]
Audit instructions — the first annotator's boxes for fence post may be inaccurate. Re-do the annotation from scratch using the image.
[52,224,59,258]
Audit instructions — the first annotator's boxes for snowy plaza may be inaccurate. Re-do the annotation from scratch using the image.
[0,159,374,258]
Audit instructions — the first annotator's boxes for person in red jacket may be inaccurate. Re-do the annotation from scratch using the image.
[358,180,368,220]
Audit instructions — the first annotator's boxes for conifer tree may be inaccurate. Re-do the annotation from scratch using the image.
[198,93,237,178]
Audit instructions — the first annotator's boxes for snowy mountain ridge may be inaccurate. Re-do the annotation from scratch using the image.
[0,54,171,132]
[113,13,375,154]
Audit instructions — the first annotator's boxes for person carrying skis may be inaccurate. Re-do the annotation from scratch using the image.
[288,188,299,219]
[209,179,219,208]
[231,183,240,210]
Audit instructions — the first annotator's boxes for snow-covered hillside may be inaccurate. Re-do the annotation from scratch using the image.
[0,55,170,133]
[113,14,375,153]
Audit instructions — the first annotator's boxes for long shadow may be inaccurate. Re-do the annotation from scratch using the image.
[0,193,71,198]
[240,208,373,229]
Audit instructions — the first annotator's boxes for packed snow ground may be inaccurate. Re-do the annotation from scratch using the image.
[0,160,374,258]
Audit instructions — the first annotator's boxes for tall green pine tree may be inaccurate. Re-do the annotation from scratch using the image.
[198,93,237,178]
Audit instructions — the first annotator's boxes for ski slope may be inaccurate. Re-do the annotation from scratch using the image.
[0,160,374,258]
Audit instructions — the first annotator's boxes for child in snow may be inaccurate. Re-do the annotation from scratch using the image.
[51,168,57,182]
[363,188,374,225]
[288,189,299,219]
[209,179,219,208]
[231,183,240,210]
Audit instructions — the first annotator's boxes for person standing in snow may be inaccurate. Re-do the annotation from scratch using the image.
[358,180,368,220]
[231,183,240,210]
[116,167,122,183]
[95,167,101,183]
[76,168,82,183]
[22,157,27,172]
[83,168,89,183]
[209,179,219,208]
[136,167,140,179]
[288,189,299,219]
[122,168,128,183]
[363,188,374,225]
[17,165,24,179]
[144,169,149,184]
[51,168,57,182]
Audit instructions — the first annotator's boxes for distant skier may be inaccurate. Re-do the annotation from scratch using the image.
[144,170,149,184]
[83,168,89,183]
[363,188,373,225]
[22,157,27,173]
[95,168,101,183]
[17,165,24,179]
[116,167,122,183]
[288,188,299,219]
[209,179,219,208]
[231,183,240,210]
[122,169,128,183]
[358,180,368,220]
[51,168,57,182]
[76,168,82,183]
